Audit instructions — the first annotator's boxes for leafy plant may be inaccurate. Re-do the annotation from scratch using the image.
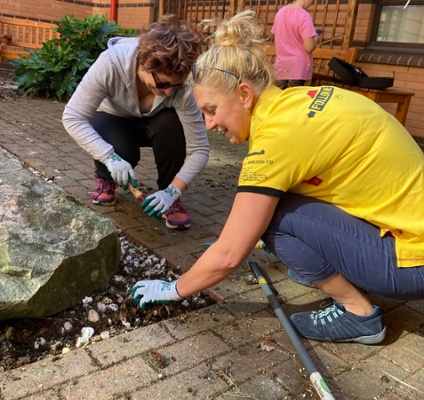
[12,14,137,99]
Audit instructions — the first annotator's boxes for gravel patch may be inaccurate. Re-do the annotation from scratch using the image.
[0,232,214,371]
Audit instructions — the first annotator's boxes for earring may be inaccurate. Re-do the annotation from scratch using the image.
[244,108,250,114]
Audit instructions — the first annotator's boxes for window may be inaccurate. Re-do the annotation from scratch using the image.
[377,5,424,43]
[370,0,424,54]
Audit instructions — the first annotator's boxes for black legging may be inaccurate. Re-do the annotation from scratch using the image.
[92,108,186,190]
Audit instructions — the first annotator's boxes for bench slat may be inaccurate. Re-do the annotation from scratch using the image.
[0,17,58,67]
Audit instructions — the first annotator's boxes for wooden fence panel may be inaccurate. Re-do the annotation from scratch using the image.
[159,0,358,50]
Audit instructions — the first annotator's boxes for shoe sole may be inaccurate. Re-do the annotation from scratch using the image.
[165,221,190,230]
[301,326,387,345]
[92,199,116,206]
[162,213,190,229]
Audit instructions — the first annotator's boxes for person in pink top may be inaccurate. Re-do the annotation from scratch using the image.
[271,0,319,90]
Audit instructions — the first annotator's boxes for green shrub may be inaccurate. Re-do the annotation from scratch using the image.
[12,14,137,99]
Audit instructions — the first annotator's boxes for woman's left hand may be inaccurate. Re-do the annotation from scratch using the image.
[141,184,182,216]
[131,280,182,309]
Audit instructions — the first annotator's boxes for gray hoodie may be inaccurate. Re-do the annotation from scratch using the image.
[62,37,209,187]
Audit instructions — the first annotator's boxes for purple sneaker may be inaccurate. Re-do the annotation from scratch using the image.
[164,199,190,229]
[92,176,116,206]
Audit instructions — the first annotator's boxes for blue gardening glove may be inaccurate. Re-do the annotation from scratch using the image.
[131,280,182,309]
[104,152,137,189]
[141,184,181,217]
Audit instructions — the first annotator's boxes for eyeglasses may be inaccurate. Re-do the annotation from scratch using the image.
[191,64,240,81]
[151,71,184,90]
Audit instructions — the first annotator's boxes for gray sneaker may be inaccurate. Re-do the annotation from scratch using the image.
[290,302,387,344]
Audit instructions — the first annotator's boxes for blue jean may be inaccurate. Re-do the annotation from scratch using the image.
[262,193,424,300]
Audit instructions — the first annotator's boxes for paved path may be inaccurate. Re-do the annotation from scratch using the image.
[0,96,423,400]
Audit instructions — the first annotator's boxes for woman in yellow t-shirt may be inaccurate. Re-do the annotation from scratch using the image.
[133,10,424,345]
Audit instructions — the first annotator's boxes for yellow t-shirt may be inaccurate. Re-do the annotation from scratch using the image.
[238,85,424,267]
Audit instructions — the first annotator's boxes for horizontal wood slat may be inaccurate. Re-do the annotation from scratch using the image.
[0,17,58,69]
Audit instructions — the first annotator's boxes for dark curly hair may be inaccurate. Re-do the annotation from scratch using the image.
[137,15,202,80]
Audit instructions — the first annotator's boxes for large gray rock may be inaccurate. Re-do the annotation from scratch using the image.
[0,148,120,320]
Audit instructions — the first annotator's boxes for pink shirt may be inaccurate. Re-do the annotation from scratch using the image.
[271,7,317,80]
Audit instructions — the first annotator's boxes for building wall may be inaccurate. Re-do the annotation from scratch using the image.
[1,0,423,138]
[0,0,155,30]
[354,3,374,43]
[353,4,424,138]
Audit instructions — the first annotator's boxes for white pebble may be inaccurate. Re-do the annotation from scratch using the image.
[107,303,119,312]
[81,327,95,339]
[122,321,131,329]
[63,321,73,331]
[82,296,93,304]
[100,331,110,340]
[50,341,62,352]
[62,347,71,354]
[113,275,125,283]
[75,326,95,348]
[97,302,107,313]
[75,337,88,348]
[88,309,100,323]
[34,337,46,349]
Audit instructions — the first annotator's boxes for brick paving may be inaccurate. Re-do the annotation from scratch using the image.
[0,96,424,400]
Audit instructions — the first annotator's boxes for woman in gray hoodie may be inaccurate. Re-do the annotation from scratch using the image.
[62,15,209,229]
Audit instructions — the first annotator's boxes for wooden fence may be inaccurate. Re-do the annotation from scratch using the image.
[159,0,359,50]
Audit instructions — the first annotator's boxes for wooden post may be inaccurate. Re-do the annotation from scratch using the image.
[1,34,8,64]
[158,0,164,22]
[342,0,359,49]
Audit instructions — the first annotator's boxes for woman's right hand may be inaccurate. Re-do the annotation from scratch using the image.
[105,152,136,189]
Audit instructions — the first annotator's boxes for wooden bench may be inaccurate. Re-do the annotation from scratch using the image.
[323,82,415,126]
[265,45,358,85]
[265,45,414,125]
[0,16,58,69]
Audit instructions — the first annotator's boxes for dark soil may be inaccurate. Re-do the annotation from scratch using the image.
[0,233,214,372]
